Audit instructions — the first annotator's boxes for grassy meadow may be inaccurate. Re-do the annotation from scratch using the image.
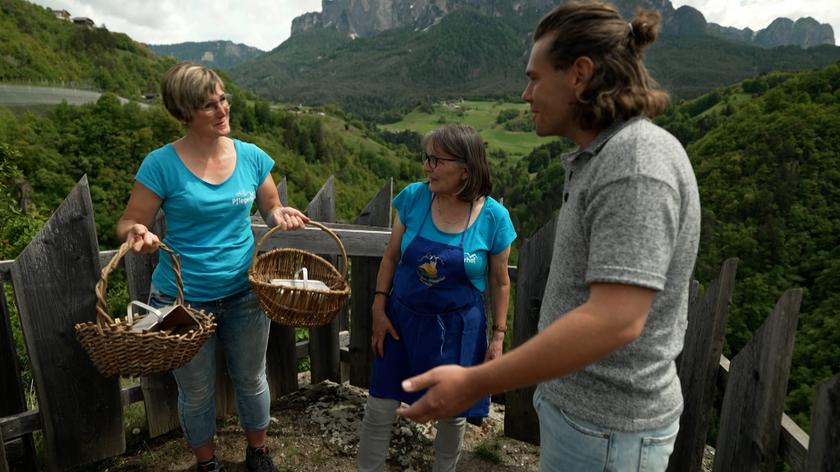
[380,100,557,158]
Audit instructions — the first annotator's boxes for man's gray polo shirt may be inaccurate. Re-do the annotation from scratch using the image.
[538,116,701,431]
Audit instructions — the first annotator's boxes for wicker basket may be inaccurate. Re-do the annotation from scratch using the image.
[249,221,350,327]
[75,242,216,378]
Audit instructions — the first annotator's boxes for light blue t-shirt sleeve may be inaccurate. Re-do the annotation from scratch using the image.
[489,202,517,254]
[393,182,430,228]
[247,142,275,184]
[135,147,170,199]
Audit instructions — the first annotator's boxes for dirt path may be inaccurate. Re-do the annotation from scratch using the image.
[91,380,540,471]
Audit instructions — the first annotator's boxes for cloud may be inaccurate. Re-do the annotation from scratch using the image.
[31,0,323,50]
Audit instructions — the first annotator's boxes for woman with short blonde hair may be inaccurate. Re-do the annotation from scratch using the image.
[117,61,308,472]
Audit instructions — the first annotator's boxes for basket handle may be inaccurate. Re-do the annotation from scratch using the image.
[252,220,348,279]
[95,242,184,330]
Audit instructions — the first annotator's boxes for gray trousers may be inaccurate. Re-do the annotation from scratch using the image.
[357,395,466,471]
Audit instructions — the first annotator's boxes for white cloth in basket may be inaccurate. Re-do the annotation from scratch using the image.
[270,267,331,292]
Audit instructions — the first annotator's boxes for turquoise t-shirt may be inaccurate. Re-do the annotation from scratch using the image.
[135,139,274,301]
[394,182,517,292]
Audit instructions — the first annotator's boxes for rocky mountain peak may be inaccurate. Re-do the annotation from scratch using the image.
[290,0,835,49]
[754,17,835,48]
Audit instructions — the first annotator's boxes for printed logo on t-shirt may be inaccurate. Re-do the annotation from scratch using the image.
[464,252,478,265]
[232,190,256,206]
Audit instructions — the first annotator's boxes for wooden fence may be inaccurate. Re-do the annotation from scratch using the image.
[1,176,838,471]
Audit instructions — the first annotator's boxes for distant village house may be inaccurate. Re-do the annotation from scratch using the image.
[72,17,95,29]
[49,8,71,21]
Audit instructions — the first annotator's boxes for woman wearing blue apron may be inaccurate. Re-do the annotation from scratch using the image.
[358,125,517,471]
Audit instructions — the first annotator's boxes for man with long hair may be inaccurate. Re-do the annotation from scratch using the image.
[398,2,700,470]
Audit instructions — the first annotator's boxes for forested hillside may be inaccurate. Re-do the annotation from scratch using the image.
[0,0,173,97]
[499,63,840,428]
[149,40,264,70]
[0,93,423,252]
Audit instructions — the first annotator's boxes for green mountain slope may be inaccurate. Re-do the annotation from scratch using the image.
[148,40,264,70]
[668,64,840,428]
[231,9,532,118]
[0,0,173,97]
[232,6,840,119]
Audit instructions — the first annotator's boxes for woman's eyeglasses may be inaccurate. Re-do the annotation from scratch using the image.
[422,153,461,169]
[197,93,232,114]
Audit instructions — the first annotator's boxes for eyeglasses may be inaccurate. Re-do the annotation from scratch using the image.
[197,93,231,114]
[422,153,462,169]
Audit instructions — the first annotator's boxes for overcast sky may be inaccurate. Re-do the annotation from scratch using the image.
[30,0,839,50]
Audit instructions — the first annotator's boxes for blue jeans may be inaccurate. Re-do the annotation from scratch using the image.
[533,387,679,472]
[149,286,271,449]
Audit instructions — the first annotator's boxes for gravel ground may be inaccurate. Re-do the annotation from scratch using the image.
[92,379,540,471]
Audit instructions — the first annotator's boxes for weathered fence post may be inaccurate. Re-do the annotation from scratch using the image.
[263,177,300,398]
[806,373,840,471]
[504,214,559,445]
[0,426,8,472]
[123,211,182,438]
[349,179,392,388]
[668,258,738,472]
[307,177,341,383]
[0,282,37,471]
[10,176,124,470]
[713,288,803,471]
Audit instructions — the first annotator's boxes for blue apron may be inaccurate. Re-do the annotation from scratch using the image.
[369,196,490,418]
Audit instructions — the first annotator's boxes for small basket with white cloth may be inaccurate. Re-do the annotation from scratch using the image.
[248,221,350,327]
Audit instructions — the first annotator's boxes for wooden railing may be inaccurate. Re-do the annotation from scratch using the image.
[1,176,838,471]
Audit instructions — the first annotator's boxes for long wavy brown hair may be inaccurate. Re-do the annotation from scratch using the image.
[534,1,670,130]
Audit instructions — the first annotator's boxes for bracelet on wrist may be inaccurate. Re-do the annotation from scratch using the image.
[374,290,390,298]
[492,324,507,333]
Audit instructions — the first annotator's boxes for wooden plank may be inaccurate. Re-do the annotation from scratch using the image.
[781,414,809,472]
[713,289,803,472]
[253,222,391,257]
[807,374,840,471]
[504,214,559,445]
[265,178,299,399]
[11,177,125,470]
[717,355,810,471]
[0,283,37,471]
[0,264,11,283]
[307,177,341,383]
[668,258,738,472]
[292,331,349,360]
[121,385,144,406]
[2,438,24,470]
[0,426,8,472]
[349,179,392,389]
[0,411,40,440]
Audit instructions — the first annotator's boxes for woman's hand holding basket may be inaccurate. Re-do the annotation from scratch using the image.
[125,223,161,254]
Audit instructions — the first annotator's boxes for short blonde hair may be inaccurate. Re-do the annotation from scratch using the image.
[161,61,225,123]
[421,124,492,202]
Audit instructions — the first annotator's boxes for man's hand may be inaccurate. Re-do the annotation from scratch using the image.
[397,365,481,423]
